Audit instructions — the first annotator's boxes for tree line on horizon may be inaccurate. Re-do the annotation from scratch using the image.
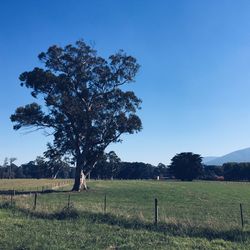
[0,154,169,180]
[1,152,250,181]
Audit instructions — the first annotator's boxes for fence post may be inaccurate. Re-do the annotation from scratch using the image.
[10,193,13,206]
[11,189,15,206]
[33,193,37,210]
[154,198,158,225]
[67,194,71,209]
[104,194,107,213]
[240,203,244,229]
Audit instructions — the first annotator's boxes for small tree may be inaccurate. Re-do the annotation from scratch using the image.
[11,40,142,191]
[169,152,203,181]
[106,151,121,179]
[2,157,17,179]
[44,146,72,179]
[91,151,121,179]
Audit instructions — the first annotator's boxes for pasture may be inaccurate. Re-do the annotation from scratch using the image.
[0,180,250,249]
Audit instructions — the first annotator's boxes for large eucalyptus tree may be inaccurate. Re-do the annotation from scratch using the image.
[11,40,142,191]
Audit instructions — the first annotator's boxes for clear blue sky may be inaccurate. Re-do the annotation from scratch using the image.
[1,0,250,166]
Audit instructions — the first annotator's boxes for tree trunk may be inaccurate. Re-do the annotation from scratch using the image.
[72,158,97,191]
[72,165,88,191]
[53,170,59,179]
[72,164,82,191]
[81,171,87,190]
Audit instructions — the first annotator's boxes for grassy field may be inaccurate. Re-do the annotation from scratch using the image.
[1,180,250,249]
[0,179,73,191]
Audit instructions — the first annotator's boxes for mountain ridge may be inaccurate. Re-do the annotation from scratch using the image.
[203,147,250,165]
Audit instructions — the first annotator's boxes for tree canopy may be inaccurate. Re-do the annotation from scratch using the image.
[11,40,142,190]
[169,152,203,181]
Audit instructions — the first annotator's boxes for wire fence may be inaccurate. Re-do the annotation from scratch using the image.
[0,189,249,231]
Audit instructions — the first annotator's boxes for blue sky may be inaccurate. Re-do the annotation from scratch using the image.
[1,0,250,165]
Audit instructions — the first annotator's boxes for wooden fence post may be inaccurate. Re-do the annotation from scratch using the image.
[67,194,71,209]
[240,203,244,229]
[104,194,107,213]
[10,193,13,206]
[11,189,15,206]
[154,198,158,225]
[33,193,37,210]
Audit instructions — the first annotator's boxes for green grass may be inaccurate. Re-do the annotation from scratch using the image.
[1,180,250,249]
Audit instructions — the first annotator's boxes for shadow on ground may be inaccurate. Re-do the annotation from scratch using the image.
[0,202,248,243]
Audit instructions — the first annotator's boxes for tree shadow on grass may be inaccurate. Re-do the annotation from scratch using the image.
[1,203,249,243]
[81,211,249,242]
[0,202,79,220]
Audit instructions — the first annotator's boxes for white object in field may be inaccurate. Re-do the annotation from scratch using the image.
[157,176,160,180]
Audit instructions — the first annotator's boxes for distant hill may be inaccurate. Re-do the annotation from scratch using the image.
[204,147,250,166]
[202,156,218,164]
